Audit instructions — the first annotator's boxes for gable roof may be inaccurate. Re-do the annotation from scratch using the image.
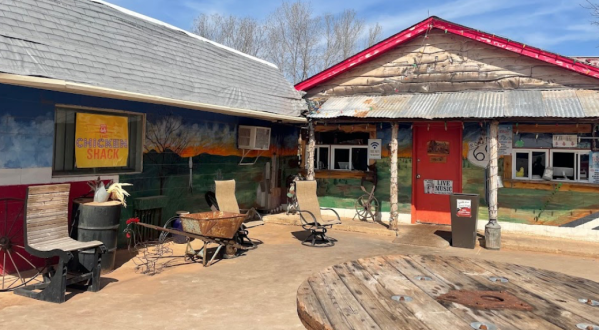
[0,0,306,122]
[295,16,599,92]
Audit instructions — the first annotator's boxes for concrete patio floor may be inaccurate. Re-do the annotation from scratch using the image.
[0,223,598,330]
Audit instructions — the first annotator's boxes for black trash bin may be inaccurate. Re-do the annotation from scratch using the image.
[449,193,479,249]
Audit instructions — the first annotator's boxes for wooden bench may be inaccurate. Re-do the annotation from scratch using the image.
[13,184,106,303]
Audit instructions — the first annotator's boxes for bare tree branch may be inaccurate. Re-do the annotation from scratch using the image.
[190,2,383,84]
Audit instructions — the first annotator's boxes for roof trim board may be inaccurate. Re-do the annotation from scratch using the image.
[295,16,599,92]
[0,73,307,123]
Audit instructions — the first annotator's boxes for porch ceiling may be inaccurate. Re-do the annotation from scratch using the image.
[309,90,599,120]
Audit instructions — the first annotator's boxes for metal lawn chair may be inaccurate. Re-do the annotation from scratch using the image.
[294,180,341,247]
[214,180,263,248]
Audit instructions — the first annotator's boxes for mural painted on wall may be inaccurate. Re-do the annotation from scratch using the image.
[120,112,300,232]
[0,113,54,168]
[317,121,599,227]
[462,122,599,227]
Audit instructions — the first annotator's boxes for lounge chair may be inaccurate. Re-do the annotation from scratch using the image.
[214,180,263,247]
[294,180,341,247]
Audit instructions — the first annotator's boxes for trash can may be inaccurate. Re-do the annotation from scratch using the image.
[449,193,479,249]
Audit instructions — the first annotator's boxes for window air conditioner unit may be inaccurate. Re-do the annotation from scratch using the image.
[238,125,271,150]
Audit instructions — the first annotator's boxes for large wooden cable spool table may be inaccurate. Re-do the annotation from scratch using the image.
[297,255,599,330]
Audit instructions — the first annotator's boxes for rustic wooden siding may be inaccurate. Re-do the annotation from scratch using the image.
[306,30,599,97]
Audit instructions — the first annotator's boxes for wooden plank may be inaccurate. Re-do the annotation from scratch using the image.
[502,155,512,181]
[315,268,382,330]
[27,184,70,195]
[26,192,70,203]
[26,214,67,224]
[331,261,428,330]
[386,255,560,330]
[513,124,592,134]
[476,260,599,324]
[26,208,69,219]
[315,124,376,134]
[382,255,519,329]
[356,257,470,329]
[312,170,365,179]
[27,198,69,208]
[504,180,599,193]
[297,281,334,330]
[412,255,589,329]
[305,274,361,330]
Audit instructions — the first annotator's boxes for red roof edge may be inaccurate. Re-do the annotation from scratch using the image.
[295,16,599,92]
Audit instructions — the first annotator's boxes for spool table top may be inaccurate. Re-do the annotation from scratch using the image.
[296,255,599,330]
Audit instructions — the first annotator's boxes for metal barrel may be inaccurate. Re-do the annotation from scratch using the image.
[76,201,122,273]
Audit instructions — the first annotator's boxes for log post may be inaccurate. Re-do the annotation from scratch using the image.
[389,123,399,231]
[306,120,315,181]
[485,120,501,249]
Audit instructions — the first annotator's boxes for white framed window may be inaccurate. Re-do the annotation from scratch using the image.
[331,145,368,171]
[313,145,330,170]
[550,150,591,182]
[307,145,369,171]
[512,149,548,180]
[512,148,591,182]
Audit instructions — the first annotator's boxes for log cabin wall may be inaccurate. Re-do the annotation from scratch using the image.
[305,30,599,98]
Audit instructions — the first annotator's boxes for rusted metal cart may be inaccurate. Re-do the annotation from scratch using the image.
[134,211,247,267]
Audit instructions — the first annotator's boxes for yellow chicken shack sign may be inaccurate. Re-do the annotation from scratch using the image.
[75,113,129,168]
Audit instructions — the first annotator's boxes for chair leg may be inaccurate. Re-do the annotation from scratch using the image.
[88,246,103,292]
[14,254,70,303]
[301,229,335,247]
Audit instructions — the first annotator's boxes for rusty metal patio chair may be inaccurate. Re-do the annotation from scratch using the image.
[214,180,263,248]
[13,184,106,303]
[294,180,341,247]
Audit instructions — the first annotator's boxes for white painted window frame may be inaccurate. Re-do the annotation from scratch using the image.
[549,149,591,182]
[511,149,548,180]
[315,145,330,170]
[331,145,368,171]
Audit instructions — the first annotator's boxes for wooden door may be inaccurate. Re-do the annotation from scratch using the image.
[412,122,462,224]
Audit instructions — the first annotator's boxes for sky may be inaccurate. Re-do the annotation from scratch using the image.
[107,0,599,56]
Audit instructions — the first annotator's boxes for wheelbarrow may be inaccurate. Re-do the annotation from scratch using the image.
[134,211,247,267]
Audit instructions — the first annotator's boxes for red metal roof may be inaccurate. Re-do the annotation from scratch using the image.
[295,16,599,92]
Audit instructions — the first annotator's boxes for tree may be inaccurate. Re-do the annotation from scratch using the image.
[145,115,193,194]
[265,1,322,84]
[190,1,384,84]
[192,13,267,57]
[365,23,383,49]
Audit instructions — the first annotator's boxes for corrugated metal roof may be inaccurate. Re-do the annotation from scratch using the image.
[310,90,599,119]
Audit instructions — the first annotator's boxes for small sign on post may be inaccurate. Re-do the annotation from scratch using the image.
[368,139,382,160]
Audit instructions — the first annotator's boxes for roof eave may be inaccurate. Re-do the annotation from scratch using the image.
[0,73,306,123]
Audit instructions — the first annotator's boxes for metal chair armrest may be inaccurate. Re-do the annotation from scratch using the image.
[320,208,341,221]
[297,209,319,229]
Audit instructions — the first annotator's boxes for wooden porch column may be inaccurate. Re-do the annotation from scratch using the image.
[389,123,399,231]
[306,120,315,181]
[485,120,501,249]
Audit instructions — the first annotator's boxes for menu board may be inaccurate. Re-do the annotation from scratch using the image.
[498,124,512,156]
